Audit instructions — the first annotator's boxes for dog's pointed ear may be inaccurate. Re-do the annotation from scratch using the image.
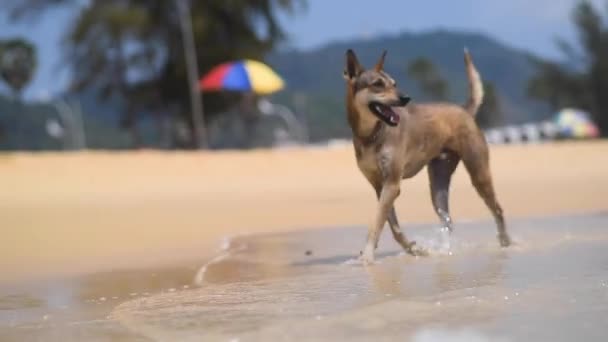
[374,50,387,71]
[345,49,363,81]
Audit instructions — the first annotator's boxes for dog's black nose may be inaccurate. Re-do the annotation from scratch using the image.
[398,95,411,106]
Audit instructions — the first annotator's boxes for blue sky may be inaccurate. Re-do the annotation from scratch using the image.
[0,0,604,101]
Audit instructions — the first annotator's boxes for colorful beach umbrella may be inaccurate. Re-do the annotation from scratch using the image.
[200,60,285,95]
[573,122,600,138]
[555,108,590,127]
[554,108,600,139]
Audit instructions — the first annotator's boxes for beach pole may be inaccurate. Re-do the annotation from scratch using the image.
[176,0,208,149]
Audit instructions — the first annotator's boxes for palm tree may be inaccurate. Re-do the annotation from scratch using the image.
[0,38,37,100]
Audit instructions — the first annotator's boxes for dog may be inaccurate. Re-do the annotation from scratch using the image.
[343,49,512,264]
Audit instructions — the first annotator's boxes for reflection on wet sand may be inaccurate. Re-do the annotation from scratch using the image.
[364,248,508,302]
[0,263,202,341]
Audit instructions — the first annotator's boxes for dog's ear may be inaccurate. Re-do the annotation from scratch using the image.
[374,50,387,72]
[342,69,350,81]
[345,49,363,81]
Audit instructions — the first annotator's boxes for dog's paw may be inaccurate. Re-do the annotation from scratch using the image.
[360,256,375,266]
[359,247,376,265]
[404,241,429,257]
[498,234,512,248]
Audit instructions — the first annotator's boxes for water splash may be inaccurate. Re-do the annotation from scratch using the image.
[412,226,454,256]
[438,226,452,255]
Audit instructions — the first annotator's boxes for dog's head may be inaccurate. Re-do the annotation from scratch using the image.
[343,49,411,127]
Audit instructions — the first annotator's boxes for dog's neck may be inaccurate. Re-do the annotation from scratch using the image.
[360,121,384,146]
[346,83,385,145]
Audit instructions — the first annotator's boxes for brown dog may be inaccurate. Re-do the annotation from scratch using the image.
[343,49,511,264]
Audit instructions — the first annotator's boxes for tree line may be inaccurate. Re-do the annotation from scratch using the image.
[3,0,306,148]
[1,0,607,150]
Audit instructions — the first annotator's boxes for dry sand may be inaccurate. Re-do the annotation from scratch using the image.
[0,141,607,283]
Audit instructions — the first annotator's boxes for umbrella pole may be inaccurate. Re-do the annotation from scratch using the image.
[176,0,208,149]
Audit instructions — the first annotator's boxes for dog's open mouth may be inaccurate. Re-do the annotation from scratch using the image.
[369,102,400,127]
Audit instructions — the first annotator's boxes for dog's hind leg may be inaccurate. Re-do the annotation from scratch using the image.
[428,150,461,232]
[387,206,424,256]
[462,147,511,247]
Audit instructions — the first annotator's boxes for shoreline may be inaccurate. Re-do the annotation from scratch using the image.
[3,209,606,287]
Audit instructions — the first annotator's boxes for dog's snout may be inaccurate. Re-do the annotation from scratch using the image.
[398,95,411,107]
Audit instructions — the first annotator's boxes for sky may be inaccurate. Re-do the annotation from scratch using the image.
[0,0,605,101]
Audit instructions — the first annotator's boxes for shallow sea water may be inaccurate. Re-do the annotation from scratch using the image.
[2,213,608,341]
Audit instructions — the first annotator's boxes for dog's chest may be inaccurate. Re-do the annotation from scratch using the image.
[356,145,391,180]
[357,151,378,177]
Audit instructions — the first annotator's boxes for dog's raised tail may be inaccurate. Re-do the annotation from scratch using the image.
[463,48,484,116]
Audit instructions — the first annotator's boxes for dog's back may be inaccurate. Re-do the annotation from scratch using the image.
[399,50,487,155]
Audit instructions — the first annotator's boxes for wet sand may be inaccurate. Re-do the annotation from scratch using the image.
[2,213,608,341]
[0,142,607,340]
[116,213,608,342]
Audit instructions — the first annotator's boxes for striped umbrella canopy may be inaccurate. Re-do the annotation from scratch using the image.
[199,60,285,95]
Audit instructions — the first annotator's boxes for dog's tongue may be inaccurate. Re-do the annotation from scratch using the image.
[381,106,400,125]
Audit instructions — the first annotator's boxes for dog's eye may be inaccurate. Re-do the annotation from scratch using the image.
[372,80,385,87]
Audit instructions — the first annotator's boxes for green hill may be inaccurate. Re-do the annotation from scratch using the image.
[268,30,550,141]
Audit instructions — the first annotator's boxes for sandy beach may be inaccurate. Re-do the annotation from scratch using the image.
[1,141,607,341]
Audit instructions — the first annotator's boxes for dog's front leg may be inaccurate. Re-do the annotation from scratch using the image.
[361,181,400,265]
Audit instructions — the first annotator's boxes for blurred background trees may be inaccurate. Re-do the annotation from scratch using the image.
[0,38,37,149]
[527,0,608,136]
[4,0,306,148]
[477,81,503,129]
[407,57,503,129]
[0,38,37,100]
[407,57,449,102]
[1,0,607,150]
